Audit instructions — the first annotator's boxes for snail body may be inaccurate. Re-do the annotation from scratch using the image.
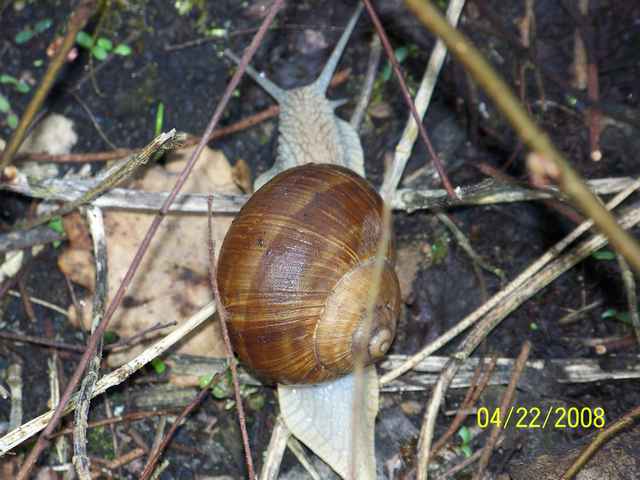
[220,6,392,478]
[217,164,400,385]
[225,4,365,189]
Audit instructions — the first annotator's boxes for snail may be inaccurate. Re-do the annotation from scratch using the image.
[219,5,398,478]
[216,164,401,385]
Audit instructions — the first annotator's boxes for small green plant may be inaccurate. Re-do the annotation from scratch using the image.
[0,92,19,129]
[76,31,132,61]
[601,308,635,325]
[154,102,165,136]
[381,46,410,82]
[592,249,616,261]
[0,74,30,93]
[47,217,64,248]
[14,18,53,44]
[150,358,167,374]
[457,426,473,458]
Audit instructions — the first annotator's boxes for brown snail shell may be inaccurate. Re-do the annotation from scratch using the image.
[216,164,400,384]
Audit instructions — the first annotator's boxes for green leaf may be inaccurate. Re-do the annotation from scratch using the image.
[96,37,113,51]
[33,59,44,67]
[113,44,132,56]
[0,74,18,85]
[529,322,539,331]
[76,31,94,49]
[601,308,617,319]
[394,46,409,63]
[198,373,215,389]
[154,102,164,136]
[460,444,473,458]
[103,331,119,344]
[7,113,18,129]
[0,94,9,113]
[91,45,108,60]
[151,358,166,374]
[457,426,471,445]
[15,82,30,93]
[47,217,64,234]
[15,28,34,44]
[592,250,616,260]
[34,19,53,33]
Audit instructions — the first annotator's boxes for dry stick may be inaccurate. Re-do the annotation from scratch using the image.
[380,180,640,386]
[616,256,640,346]
[13,129,179,231]
[14,1,283,476]
[416,204,640,480]
[473,341,531,480]
[436,213,506,282]
[143,416,167,478]
[350,34,382,130]
[561,405,640,480]
[53,409,180,438]
[406,0,640,273]
[363,0,457,199]
[0,302,215,456]
[0,0,98,169]
[205,195,255,479]
[260,417,290,480]
[379,0,466,200]
[5,171,636,218]
[431,357,498,457]
[287,436,322,480]
[0,331,86,352]
[73,206,108,480]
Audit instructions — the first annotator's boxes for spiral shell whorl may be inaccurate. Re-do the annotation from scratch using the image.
[216,164,400,384]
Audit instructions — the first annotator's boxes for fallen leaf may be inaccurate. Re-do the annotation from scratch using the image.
[60,146,240,368]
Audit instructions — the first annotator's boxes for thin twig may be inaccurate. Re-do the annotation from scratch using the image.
[616,256,640,346]
[13,129,179,231]
[380,177,640,385]
[206,195,255,479]
[406,0,640,273]
[417,204,640,479]
[259,416,290,480]
[474,341,531,479]
[0,0,97,169]
[561,405,640,479]
[7,169,639,219]
[363,0,459,200]
[73,206,108,479]
[436,213,506,282]
[350,34,382,130]
[1,302,215,456]
[431,357,497,456]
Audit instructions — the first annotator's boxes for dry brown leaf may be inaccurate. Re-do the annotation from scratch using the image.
[60,146,240,368]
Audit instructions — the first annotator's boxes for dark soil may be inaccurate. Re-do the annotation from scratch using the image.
[1,0,640,478]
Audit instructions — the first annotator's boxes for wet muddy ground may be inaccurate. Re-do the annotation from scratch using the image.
[1,0,640,478]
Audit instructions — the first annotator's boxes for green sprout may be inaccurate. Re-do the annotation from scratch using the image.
[47,217,64,248]
[150,358,167,375]
[381,46,410,82]
[76,31,132,61]
[0,93,18,130]
[592,249,616,261]
[0,74,31,93]
[14,18,53,44]
[154,102,165,136]
[457,426,473,458]
[601,308,635,325]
